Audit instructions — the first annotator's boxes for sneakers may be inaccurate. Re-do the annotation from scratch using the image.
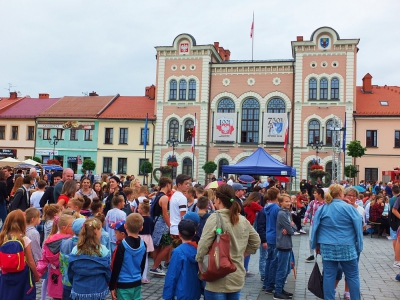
[299,229,307,234]
[393,261,400,268]
[149,268,166,276]
[282,290,293,298]
[344,291,350,300]
[305,255,315,263]
[293,232,301,235]
[265,289,274,295]
[246,271,255,277]
[163,262,170,269]
[273,292,291,299]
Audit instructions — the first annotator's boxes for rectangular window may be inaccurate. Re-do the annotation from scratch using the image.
[70,129,78,141]
[103,157,112,173]
[0,126,5,140]
[365,168,378,182]
[119,128,128,144]
[138,158,149,175]
[11,126,18,140]
[118,158,127,174]
[27,126,35,140]
[140,128,150,145]
[395,131,400,148]
[366,130,377,147]
[56,129,64,140]
[105,128,113,144]
[84,130,93,141]
[43,129,51,140]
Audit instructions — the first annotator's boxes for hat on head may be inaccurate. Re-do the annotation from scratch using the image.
[232,183,247,191]
[72,218,86,235]
[183,212,200,227]
[109,220,127,234]
[178,219,196,238]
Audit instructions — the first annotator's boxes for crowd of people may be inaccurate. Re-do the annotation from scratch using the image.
[0,166,399,300]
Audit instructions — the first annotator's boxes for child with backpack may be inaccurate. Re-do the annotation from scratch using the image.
[0,209,40,300]
[36,213,75,299]
[193,196,210,243]
[94,212,111,251]
[138,199,154,284]
[68,218,111,300]
[42,204,61,241]
[25,208,42,263]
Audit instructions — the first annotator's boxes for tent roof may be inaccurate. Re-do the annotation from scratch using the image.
[222,147,296,176]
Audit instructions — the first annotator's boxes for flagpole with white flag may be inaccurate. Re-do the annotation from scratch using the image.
[192,114,196,179]
[250,12,254,62]
[284,112,290,164]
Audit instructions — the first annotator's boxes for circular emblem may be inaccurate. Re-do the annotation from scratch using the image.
[222,78,230,86]
[273,77,281,86]
[247,78,255,86]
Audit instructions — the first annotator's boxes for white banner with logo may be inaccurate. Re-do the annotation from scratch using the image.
[213,113,236,142]
[263,113,287,142]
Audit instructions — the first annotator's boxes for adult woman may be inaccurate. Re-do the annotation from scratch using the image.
[75,176,97,200]
[129,178,141,189]
[103,176,127,216]
[370,195,390,235]
[196,184,261,299]
[57,179,77,208]
[92,181,104,201]
[0,170,7,224]
[10,176,23,197]
[311,184,363,300]
[43,174,50,186]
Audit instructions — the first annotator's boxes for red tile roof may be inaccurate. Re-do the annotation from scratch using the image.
[99,96,155,119]
[0,96,26,112]
[0,98,60,118]
[355,85,400,116]
[39,95,118,118]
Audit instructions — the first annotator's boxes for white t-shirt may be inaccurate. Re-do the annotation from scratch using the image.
[169,191,187,235]
[132,196,150,211]
[105,208,127,244]
[30,191,45,209]
[227,179,233,186]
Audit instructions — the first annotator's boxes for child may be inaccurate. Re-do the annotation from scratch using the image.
[95,212,111,251]
[132,186,149,213]
[123,187,135,211]
[105,194,127,253]
[194,196,210,243]
[30,180,47,210]
[36,213,75,299]
[42,204,61,242]
[109,213,147,300]
[90,198,103,216]
[186,187,197,212]
[68,218,111,300]
[138,199,154,284]
[0,210,40,300]
[274,194,296,300]
[60,218,86,300]
[25,207,42,263]
[162,219,202,300]
[109,220,127,265]
[57,179,77,208]
[66,197,85,218]
[79,195,92,217]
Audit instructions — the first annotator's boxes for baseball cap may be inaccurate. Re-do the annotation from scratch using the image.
[109,220,127,234]
[72,218,86,235]
[178,219,196,239]
[183,212,200,227]
[232,183,247,191]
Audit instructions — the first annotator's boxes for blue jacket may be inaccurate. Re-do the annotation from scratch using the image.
[255,207,267,244]
[310,199,363,254]
[60,236,79,290]
[68,253,111,300]
[163,243,202,300]
[265,202,280,245]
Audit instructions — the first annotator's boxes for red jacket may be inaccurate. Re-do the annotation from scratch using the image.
[244,202,263,225]
[370,202,384,222]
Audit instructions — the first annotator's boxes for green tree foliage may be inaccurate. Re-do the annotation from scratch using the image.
[345,165,358,178]
[140,161,153,174]
[82,159,96,172]
[202,161,217,174]
[30,156,42,163]
[346,140,367,158]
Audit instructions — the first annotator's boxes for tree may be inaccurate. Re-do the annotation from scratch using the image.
[30,156,42,163]
[140,161,153,175]
[202,161,217,183]
[345,165,358,178]
[347,140,367,158]
[82,159,96,172]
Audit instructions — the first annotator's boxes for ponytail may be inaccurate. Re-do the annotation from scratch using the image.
[215,184,240,225]
[325,184,344,204]
[229,200,240,225]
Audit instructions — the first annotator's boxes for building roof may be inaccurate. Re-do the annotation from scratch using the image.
[0,97,60,118]
[38,95,118,118]
[99,96,155,120]
[355,85,400,116]
[0,96,26,112]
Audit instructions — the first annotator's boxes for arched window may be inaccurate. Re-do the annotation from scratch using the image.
[320,78,328,100]
[331,78,339,99]
[326,161,333,179]
[308,120,320,144]
[307,161,313,180]
[309,78,317,100]
[326,119,334,146]
[179,80,187,100]
[188,79,196,100]
[241,99,260,143]
[168,119,179,139]
[182,158,192,177]
[169,80,177,100]
[184,119,194,142]
[218,159,229,177]
[217,98,235,113]
[267,98,285,113]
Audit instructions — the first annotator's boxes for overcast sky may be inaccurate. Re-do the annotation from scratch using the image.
[1,0,399,98]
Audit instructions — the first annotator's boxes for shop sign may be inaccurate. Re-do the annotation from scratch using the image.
[36,150,59,156]
[37,121,95,130]
[0,149,16,157]
[67,156,77,162]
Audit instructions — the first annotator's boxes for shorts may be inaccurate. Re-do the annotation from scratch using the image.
[170,234,182,248]
[390,228,397,240]
[159,234,172,247]
[117,286,141,300]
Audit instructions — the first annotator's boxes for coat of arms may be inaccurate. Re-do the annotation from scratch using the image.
[180,43,189,53]
[320,37,330,48]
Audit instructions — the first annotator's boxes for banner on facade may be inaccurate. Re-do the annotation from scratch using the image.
[263,113,287,142]
[213,113,236,142]
[36,149,58,156]
[37,121,95,130]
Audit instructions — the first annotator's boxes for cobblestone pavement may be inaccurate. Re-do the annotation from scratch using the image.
[35,228,399,299]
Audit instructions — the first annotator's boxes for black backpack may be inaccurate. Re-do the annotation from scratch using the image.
[150,192,166,223]
[389,196,400,231]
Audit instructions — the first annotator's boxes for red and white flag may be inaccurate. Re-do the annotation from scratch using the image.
[250,13,254,38]
[191,118,196,152]
[283,118,289,152]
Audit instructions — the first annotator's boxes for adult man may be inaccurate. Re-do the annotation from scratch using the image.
[3,166,14,197]
[40,171,62,207]
[232,183,246,216]
[54,168,74,201]
[9,175,34,211]
[386,182,393,198]
[29,167,38,189]
[227,175,235,186]
[89,171,95,183]
[389,185,400,267]
[169,174,191,248]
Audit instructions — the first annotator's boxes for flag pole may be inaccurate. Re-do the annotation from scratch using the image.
[251,12,254,62]
[192,113,196,180]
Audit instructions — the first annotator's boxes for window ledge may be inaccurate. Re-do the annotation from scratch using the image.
[104,143,113,145]
[308,99,340,102]
[119,143,128,145]
[238,143,260,147]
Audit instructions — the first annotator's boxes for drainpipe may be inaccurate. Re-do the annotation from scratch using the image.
[291,60,296,192]
[353,113,357,183]
[150,120,155,183]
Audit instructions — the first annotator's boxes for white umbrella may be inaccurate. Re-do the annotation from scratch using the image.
[22,159,40,166]
[0,157,21,167]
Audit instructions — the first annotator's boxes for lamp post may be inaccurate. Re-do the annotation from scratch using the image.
[48,135,59,160]
[309,140,324,162]
[166,137,179,181]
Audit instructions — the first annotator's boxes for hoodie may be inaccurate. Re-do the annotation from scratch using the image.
[265,202,280,245]
[276,208,297,250]
[163,242,202,300]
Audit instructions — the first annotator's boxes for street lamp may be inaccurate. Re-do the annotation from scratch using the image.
[48,135,59,160]
[166,137,179,180]
[309,140,324,161]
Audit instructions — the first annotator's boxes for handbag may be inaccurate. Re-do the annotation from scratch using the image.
[308,254,324,299]
[200,211,237,282]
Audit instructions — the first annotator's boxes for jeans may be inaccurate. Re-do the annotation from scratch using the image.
[259,245,267,279]
[275,250,291,294]
[204,290,241,300]
[323,259,360,300]
[244,255,250,272]
[263,243,277,290]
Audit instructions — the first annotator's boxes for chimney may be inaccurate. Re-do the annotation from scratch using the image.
[297,36,303,41]
[148,85,156,100]
[214,42,219,50]
[145,87,149,97]
[9,92,17,99]
[224,49,231,61]
[39,93,49,99]
[362,73,372,93]
[89,91,98,96]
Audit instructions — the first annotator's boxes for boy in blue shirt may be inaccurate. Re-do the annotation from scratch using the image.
[162,219,202,300]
